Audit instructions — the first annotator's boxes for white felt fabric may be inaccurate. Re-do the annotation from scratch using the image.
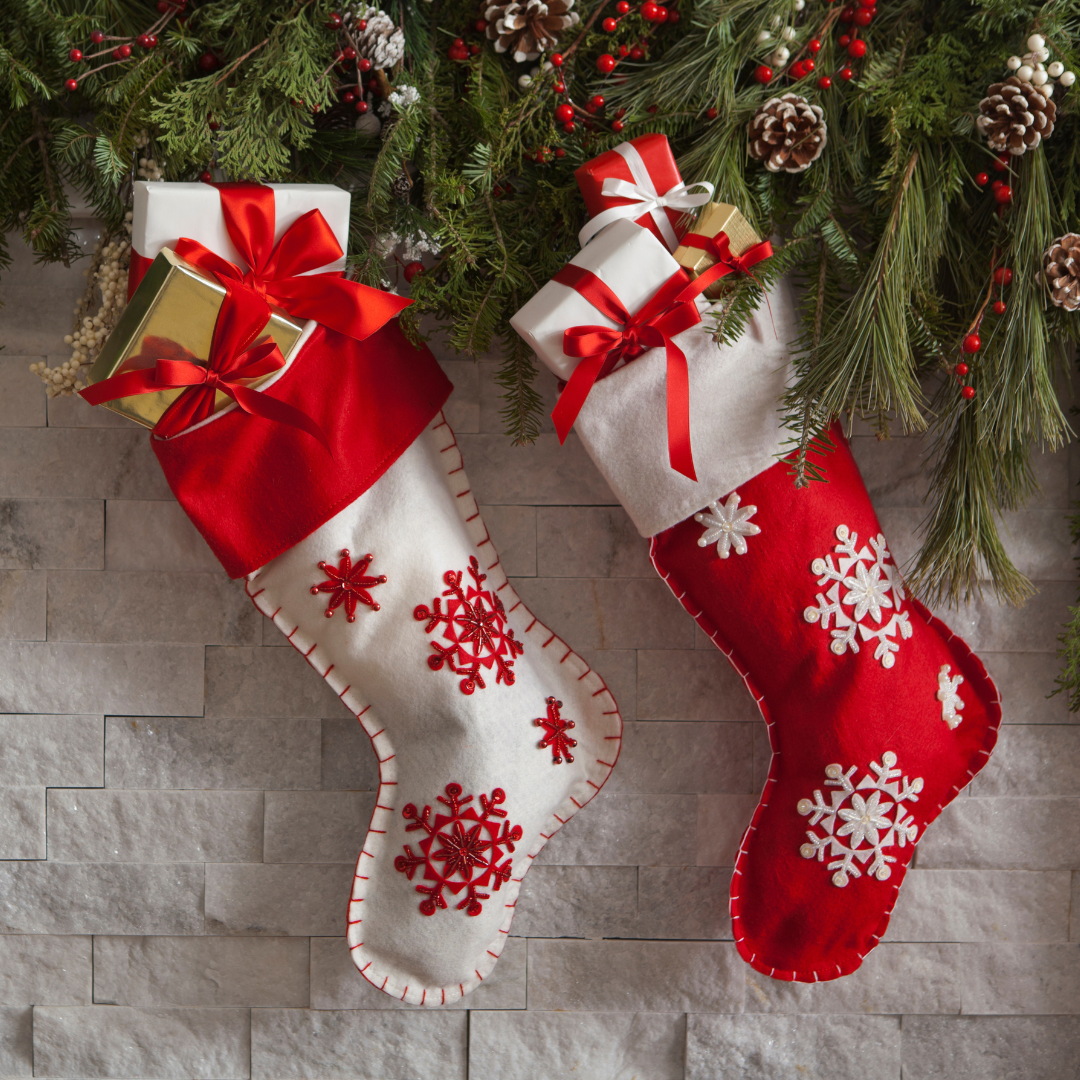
[245,414,622,1005]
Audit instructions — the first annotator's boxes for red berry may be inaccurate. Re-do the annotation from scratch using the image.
[754,64,773,83]
[555,103,574,121]
[553,80,566,92]
[91,30,104,43]
[69,48,82,62]
[818,75,832,88]
[993,300,1007,315]
[551,53,564,66]
[342,90,356,103]
[617,1,630,10]
[597,53,616,73]
[839,66,853,80]
[655,6,669,21]
[994,267,1013,286]
[475,18,488,31]
[612,119,625,132]
[961,385,976,399]
[136,33,150,48]
[838,33,851,46]
[199,52,218,70]
[645,103,658,113]
[603,17,617,30]
[208,118,220,130]
[991,179,1003,192]
[453,37,464,46]
[804,58,815,72]
[342,45,356,59]
[808,38,821,53]
[641,1,659,18]
[993,184,1013,205]
[470,43,481,54]
[200,170,213,182]
[975,172,989,186]
[148,34,158,47]
[840,6,855,20]
[962,333,981,354]
[355,100,369,113]
[119,43,131,57]
[563,120,576,132]
[615,107,626,118]
[403,261,424,283]
[668,9,679,21]
[706,106,718,118]
[326,12,342,27]
[447,44,468,60]
[591,94,605,108]
[955,362,969,376]
[554,147,566,157]
[847,39,867,57]
[357,19,367,30]
[790,61,806,78]
[629,45,644,59]
[158,1,170,12]
[65,77,78,91]
[993,154,1009,172]
[853,7,872,25]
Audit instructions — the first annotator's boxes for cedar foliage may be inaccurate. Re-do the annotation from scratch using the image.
[3,0,1080,689]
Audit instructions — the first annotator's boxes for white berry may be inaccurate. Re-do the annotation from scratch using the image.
[1027,33,1045,51]
[773,45,790,63]
[1017,64,1034,81]
[1007,55,1022,70]
[1048,60,1064,77]
[1034,47,1050,63]
[1032,68,1049,86]
[794,0,805,10]
[1061,70,1076,87]
[782,26,796,40]
[517,74,533,88]
[756,29,772,42]
[1043,82,1054,97]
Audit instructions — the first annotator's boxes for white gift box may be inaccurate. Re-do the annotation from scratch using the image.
[511,218,795,539]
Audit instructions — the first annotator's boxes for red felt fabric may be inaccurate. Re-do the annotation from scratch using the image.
[649,429,1001,982]
[575,133,687,249]
[153,320,452,578]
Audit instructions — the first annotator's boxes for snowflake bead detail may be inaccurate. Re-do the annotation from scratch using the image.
[937,664,965,729]
[393,783,523,917]
[310,550,386,621]
[414,556,524,694]
[803,524,912,667]
[694,492,761,558]
[535,696,576,764]
[797,752,924,888]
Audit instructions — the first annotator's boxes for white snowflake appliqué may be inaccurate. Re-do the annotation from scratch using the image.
[694,492,761,559]
[802,524,912,668]
[936,664,965,729]
[797,752,924,888]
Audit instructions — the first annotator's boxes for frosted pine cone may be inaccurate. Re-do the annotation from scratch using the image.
[747,93,827,174]
[348,6,405,70]
[1043,234,1080,311]
[483,0,579,63]
[977,76,1056,156]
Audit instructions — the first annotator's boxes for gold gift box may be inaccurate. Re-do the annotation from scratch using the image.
[672,202,763,301]
[85,247,303,429]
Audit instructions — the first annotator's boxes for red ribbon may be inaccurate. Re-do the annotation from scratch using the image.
[551,230,774,481]
[173,183,409,342]
[80,283,331,450]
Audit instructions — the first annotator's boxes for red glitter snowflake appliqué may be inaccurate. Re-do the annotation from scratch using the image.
[393,783,523,917]
[414,555,524,694]
[310,549,387,622]
[535,696,577,764]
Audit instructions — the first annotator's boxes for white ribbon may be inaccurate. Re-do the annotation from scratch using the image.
[577,140,715,251]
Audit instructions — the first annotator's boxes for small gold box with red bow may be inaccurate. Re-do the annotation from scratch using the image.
[85,248,303,429]
[672,202,762,301]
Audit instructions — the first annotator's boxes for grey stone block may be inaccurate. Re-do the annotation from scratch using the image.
[537,792,696,866]
[744,943,961,1014]
[527,938,744,1012]
[205,863,353,936]
[0,936,91,1005]
[0,788,44,859]
[901,1016,1080,1080]
[0,715,102,788]
[47,390,132,427]
[309,934,526,1010]
[850,434,932,507]
[478,504,536,577]
[536,506,653,578]
[0,430,171,500]
[958,942,1080,1014]
[263,791,373,863]
[972,726,1080,795]
[47,570,258,645]
[753,719,771,792]
[605,721,754,794]
[0,359,47,427]
[204,647,351,719]
[33,1005,250,1079]
[104,500,219,572]
[637,650,761,721]
[696,794,761,866]
[93,936,309,1008]
[0,642,203,715]
[686,1014,901,1080]
[48,789,263,863]
[577,648,636,721]
[0,862,203,935]
[470,1010,685,1080]
[982,652,1072,724]
[250,1008,467,1079]
[994,509,1076,581]
[319,718,379,790]
[0,571,45,640]
[0,499,103,570]
[928,581,1072,653]
[0,1007,31,1078]
[438,359,480,434]
[916,798,1080,870]
[511,576,694,650]
[510,866,638,938]
[885,870,1071,943]
[457,433,617,506]
[1028,442,1070,509]
[637,866,733,939]
[105,717,320,790]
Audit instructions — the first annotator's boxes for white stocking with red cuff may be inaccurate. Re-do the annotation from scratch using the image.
[245,412,622,1004]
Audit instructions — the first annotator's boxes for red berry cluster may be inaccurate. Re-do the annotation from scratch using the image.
[974,153,1014,207]
[322,11,397,119]
[64,4,178,92]
[955,261,1012,400]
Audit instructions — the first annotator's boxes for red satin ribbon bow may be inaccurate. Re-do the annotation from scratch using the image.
[680,230,774,293]
[80,284,331,450]
[174,183,409,342]
[551,264,703,481]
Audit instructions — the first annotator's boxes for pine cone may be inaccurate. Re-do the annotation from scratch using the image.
[391,171,413,202]
[977,76,1056,156]
[747,94,827,174]
[348,6,405,70]
[483,0,579,63]
[1043,234,1080,311]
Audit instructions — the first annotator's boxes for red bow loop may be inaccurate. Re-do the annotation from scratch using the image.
[680,231,774,297]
